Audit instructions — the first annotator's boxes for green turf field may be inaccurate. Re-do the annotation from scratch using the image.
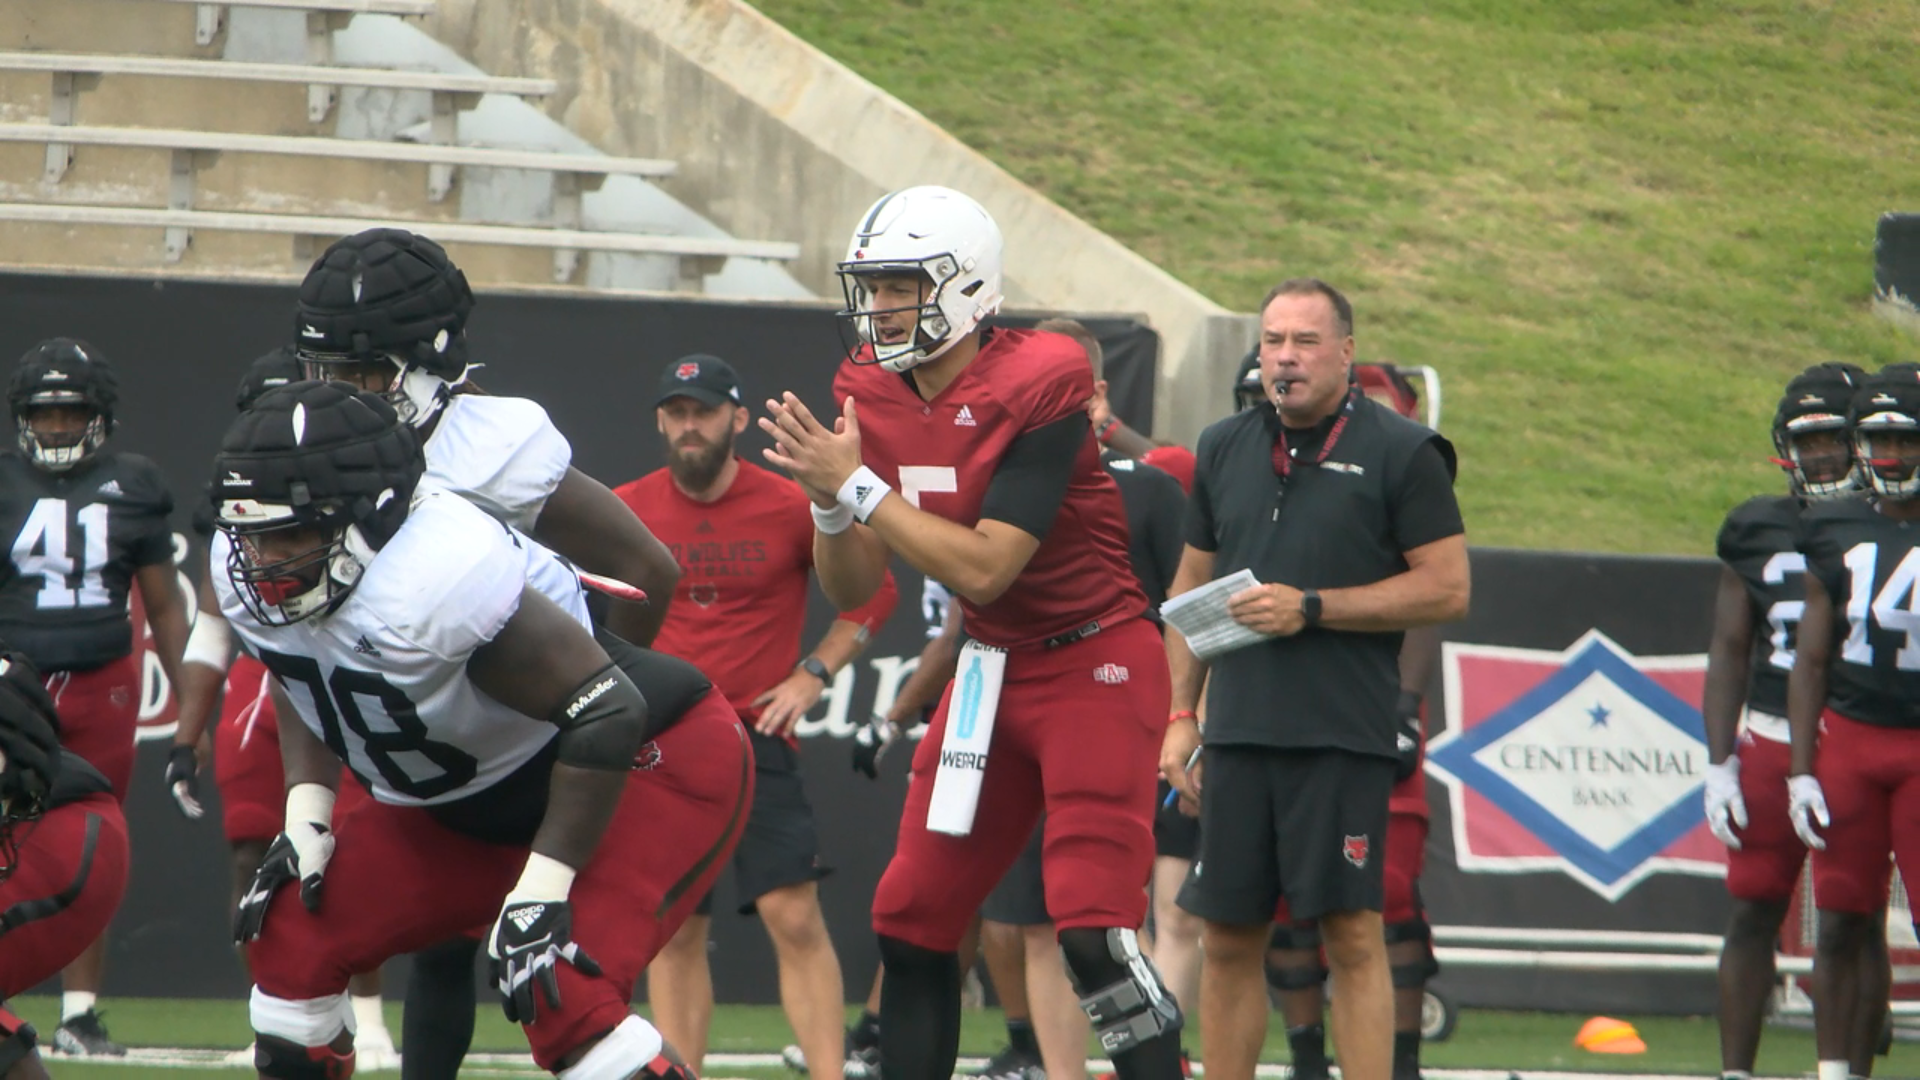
[11,996,1919,1078]
[750,0,1920,555]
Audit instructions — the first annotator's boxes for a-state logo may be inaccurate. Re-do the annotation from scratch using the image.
[1093,663,1129,684]
[1425,629,1722,900]
[1343,834,1370,868]
[676,362,700,380]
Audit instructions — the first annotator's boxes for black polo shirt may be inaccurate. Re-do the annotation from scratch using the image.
[1184,394,1462,757]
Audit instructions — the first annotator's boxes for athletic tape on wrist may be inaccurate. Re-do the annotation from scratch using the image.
[284,783,335,829]
[507,851,578,904]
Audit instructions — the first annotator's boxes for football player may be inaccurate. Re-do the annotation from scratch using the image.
[1704,363,1890,1080]
[1786,365,1920,1080]
[0,339,188,1056]
[214,381,749,1080]
[762,185,1184,1080]
[0,647,130,1080]
[165,348,403,1069]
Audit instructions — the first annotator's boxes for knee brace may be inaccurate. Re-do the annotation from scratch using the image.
[557,1016,668,1080]
[255,1033,355,1080]
[1265,923,1329,991]
[1058,927,1182,1055]
[1383,917,1440,989]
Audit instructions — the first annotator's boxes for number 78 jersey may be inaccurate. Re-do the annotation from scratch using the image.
[0,451,175,673]
[1800,497,1920,728]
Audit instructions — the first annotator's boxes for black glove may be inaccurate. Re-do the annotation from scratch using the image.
[165,745,205,820]
[0,652,62,819]
[1394,690,1423,782]
[489,898,602,1024]
[852,715,900,780]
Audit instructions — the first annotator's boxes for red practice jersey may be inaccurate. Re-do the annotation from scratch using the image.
[616,460,897,718]
[835,328,1145,650]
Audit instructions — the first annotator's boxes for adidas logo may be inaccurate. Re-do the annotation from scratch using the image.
[696,520,715,534]
[352,636,382,658]
[96,479,122,497]
[301,324,326,340]
[509,905,545,932]
[855,485,874,504]
[954,405,977,427]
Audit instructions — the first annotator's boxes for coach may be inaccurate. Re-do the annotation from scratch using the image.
[1160,278,1468,1080]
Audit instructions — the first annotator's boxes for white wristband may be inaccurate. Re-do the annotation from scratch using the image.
[837,465,892,524]
[285,782,336,829]
[182,614,234,672]
[811,500,855,535]
[507,851,578,903]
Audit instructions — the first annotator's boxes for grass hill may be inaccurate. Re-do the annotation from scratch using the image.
[752,0,1920,553]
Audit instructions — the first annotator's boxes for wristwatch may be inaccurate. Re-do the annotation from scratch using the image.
[797,657,832,683]
[1299,589,1322,629]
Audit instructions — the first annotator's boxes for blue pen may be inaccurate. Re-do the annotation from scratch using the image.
[1163,746,1203,808]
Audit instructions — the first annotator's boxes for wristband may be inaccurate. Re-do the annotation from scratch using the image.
[811,500,855,535]
[285,782,335,829]
[506,851,578,904]
[837,465,892,524]
[183,614,234,671]
[1396,689,1423,719]
[1168,709,1198,727]
[1300,588,1322,629]
[1095,417,1119,445]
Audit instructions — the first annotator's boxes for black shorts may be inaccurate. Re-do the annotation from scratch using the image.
[1153,779,1199,860]
[1176,746,1393,925]
[694,729,831,917]
[979,821,1049,926]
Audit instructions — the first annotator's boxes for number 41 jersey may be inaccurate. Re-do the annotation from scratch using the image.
[0,450,175,672]
[213,486,591,806]
[1799,497,1920,729]
[1716,493,1806,720]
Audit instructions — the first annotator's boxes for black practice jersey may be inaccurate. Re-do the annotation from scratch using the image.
[1715,494,1806,718]
[1800,497,1920,728]
[0,451,174,672]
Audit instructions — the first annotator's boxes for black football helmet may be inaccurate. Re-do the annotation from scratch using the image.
[235,346,303,414]
[1850,366,1920,501]
[1231,346,1264,413]
[0,649,63,884]
[1772,363,1866,501]
[213,380,424,625]
[294,228,475,428]
[9,338,118,472]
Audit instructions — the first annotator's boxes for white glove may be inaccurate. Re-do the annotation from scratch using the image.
[1787,774,1830,851]
[1703,757,1747,849]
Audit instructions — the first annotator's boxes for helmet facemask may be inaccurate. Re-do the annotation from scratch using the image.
[1854,418,1920,501]
[297,350,457,429]
[837,260,976,373]
[1773,416,1856,501]
[17,395,108,473]
[219,498,385,626]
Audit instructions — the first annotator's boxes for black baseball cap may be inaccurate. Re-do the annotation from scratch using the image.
[654,354,744,409]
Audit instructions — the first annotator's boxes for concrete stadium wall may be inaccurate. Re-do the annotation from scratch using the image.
[422,0,1256,447]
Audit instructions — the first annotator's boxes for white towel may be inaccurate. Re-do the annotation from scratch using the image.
[927,641,1008,837]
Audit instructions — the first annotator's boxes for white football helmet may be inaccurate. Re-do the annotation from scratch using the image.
[837,186,1005,373]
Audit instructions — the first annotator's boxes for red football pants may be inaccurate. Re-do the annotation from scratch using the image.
[0,792,130,997]
[45,654,140,803]
[247,694,753,1070]
[1810,710,1907,915]
[873,619,1169,951]
[1725,733,1808,905]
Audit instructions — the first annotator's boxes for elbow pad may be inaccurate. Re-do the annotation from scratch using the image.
[549,663,649,771]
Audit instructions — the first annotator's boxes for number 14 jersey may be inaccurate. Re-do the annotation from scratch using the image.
[0,450,175,672]
[1799,497,1920,729]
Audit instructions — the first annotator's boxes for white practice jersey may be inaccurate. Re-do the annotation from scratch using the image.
[214,486,592,806]
[425,394,572,534]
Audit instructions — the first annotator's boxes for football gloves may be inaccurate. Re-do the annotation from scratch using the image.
[1703,757,1747,850]
[165,745,205,820]
[233,784,335,943]
[489,853,600,1025]
[1787,774,1829,851]
[852,714,901,780]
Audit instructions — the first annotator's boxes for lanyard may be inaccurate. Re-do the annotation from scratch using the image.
[1271,387,1359,480]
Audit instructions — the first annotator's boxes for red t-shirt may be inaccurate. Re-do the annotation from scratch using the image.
[834,328,1145,650]
[615,460,898,719]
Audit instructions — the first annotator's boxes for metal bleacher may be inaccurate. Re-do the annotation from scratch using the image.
[0,0,801,290]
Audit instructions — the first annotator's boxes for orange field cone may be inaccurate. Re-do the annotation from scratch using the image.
[1574,1016,1647,1054]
